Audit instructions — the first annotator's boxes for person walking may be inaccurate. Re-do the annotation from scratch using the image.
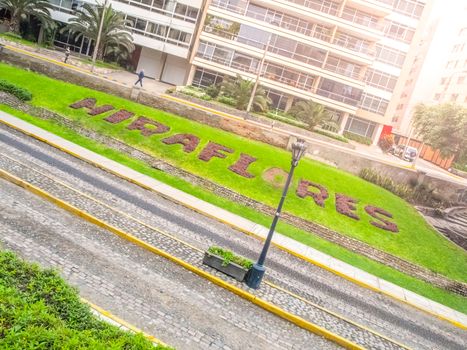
[64,46,70,63]
[134,69,145,87]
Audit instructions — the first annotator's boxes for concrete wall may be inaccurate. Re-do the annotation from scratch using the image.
[1,47,465,204]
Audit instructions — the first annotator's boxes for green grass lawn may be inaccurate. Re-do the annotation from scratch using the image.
[0,250,170,349]
[2,104,466,314]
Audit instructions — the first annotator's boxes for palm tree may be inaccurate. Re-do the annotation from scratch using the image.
[0,0,53,35]
[289,99,330,130]
[221,74,271,112]
[63,2,134,61]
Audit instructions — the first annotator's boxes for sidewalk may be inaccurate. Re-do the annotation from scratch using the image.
[1,109,466,330]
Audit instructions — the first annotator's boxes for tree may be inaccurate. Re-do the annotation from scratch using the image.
[0,0,53,35]
[289,99,330,130]
[221,74,271,112]
[412,103,467,158]
[63,2,134,61]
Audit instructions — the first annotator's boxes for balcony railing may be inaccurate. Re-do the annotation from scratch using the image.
[287,0,340,16]
[316,88,360,106]
[341,7,383,31]
[333,32,373,56]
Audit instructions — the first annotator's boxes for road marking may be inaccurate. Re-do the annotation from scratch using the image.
[81,298,168,346]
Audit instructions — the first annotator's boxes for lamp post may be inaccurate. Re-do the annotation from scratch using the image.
[91,0,109,73]
[246,32,274,113]
[246,139,307,289]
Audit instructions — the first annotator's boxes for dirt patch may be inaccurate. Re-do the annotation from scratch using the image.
[262,167,288,188]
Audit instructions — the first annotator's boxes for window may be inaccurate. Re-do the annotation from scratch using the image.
[317,79,363,106]
[364,69,397,92]
[359,93,389,115]
[344,116,377,138]
[325,56,362,79]
[384,20,415,43]
[265,89,289,111]
[393,0,424,19]
[192,67,224,88]
[375,45,406,67]
[341,6,379,29]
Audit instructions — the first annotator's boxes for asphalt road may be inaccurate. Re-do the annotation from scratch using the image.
[0,123,465,349]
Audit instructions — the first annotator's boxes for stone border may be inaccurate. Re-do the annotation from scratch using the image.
[1,91,466,296]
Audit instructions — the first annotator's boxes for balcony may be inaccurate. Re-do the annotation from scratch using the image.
[345,0,393,17]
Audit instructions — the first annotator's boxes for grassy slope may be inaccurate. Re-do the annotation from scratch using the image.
[2,63,464,282]
[0,251,169,349]
[2,104,466,313]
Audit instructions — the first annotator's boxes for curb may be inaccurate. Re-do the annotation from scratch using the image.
[0,168,364,350]
[81,298,167,346]
[0,116,465,330]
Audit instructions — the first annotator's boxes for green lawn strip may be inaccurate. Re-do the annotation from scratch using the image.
[0,250,171,349]
[1,63,466,283]
[2,104,466,314]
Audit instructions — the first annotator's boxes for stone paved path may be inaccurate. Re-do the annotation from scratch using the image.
[0,120,466,349]
[0,178,340,350]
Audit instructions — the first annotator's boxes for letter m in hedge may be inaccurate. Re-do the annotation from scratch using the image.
[69,98,114,116]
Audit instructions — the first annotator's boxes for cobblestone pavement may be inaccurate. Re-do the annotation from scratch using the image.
[0,178,339,350]
[1,124,466,349]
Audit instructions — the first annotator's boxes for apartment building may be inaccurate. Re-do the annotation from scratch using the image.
[432,6,467,106]
[187,0,432,144]
[49,0,202,84]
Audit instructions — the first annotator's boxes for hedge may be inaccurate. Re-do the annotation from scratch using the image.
[0,79,32,101]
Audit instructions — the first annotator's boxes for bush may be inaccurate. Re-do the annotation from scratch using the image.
[0,251,170,349]
[217,95,237,107]
[265,111,308,128]
[206,84,220,98]
[313,128,349,143]
[343,131,372,145]
[359,168,447,207]
[378,134,394,152]
[320,120,340,133]
[453,163,467,172]
[0,79,32,101]
[207,246,253,269]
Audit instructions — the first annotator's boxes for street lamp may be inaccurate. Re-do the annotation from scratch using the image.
[91,0,109,73]
[245,138,307,289]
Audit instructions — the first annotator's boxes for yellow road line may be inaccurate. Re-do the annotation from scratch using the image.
[0,152,409,348]
[0,116,465,330]
[0,167,365,350]
[80,298,167,346]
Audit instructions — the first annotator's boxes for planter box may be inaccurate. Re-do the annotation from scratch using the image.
[202,252,249,282]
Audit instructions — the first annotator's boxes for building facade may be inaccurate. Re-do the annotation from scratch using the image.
[187,0,431,144]
[431,5,467,106]
[49,0,203,85]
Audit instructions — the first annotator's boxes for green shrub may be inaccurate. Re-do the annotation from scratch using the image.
[265,111,308,128]
[206,84,220,98]
[343,131,372,145]
[0,251,170,349]
[0,79,32,101]
[320,120,340,133]
[313,128,349,143]
[217,95,237,107]
[453,163,467,172]
[359,168,413,199]
[207,246,253,269]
